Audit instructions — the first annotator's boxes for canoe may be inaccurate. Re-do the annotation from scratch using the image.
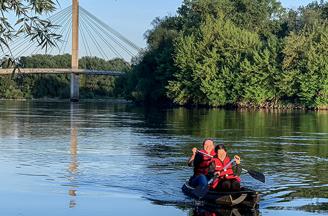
[182,181,260,209]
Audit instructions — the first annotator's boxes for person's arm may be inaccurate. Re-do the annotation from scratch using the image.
[208,161,216,178]
[233,164,242,176]
[233,155,242,176]
[188,147,197,167]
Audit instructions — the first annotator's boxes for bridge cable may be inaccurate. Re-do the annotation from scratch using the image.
[81,8,135,56]
[80,9,124,58]
[80,22,92,58]
[46,7,73,55]
[30,8,72,56]
[1,5,71,55]
[80,6,141,52]
[80,9,132,57]
[79,19,92,69]
[0,6,72,59]
[80,15,109,60]
[59,17,73,55]
[2,4,140,62]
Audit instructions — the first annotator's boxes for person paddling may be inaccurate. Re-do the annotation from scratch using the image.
[188,139,216,190]
[209,144,242,191]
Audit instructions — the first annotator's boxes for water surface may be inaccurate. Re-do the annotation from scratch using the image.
[0,100,327,215]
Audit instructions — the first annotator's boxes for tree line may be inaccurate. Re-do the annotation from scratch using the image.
[0,54,130,99]
[123,0,328,109]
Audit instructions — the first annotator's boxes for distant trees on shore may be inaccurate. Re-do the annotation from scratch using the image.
[0,54,130,99]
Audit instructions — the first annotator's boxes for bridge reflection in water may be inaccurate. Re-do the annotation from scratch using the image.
[69,103,79,208]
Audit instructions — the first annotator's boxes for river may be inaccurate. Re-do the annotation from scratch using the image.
[0,100,327,216]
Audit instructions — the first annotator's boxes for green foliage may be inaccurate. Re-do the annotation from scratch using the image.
[79,56,130,98]
[124,17,180,104]
[20,54,71,68]
[0,0,60,55]
[0,76,23,99]
[282,23,328,107]
[238,37,281,105]
[178,0,284,35]
[123,0,328,109]
[279,1,328,37]
[167,16,280,107]
[0,54,130,99]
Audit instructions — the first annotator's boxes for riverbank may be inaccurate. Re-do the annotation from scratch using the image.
[139,100,328,111]
[1,97,328,110]
[236,102,328,111]
[0,97,130,103]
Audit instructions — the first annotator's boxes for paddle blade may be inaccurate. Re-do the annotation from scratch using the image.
[248,170,265,183]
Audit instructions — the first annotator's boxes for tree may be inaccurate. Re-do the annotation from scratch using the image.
[282,23,328,108]
[279,1,328,37]
[238,36,282,106]
[167,16,263,106]
[0,54,131,99]
[0,0,60,60]
[116,0,328,109]
[177,0,285,34]
[124,16,180,104]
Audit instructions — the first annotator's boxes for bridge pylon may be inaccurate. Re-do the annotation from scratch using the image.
[71,0,80,102]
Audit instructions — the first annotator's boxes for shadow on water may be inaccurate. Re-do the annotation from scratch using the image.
[191,207,259,216]
[149,199,260,216]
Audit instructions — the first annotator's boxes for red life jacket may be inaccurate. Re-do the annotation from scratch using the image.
[194,150,216,176]
[210,156,240,189]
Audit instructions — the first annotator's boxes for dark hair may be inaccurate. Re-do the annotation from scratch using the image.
[215,144,227,153]
[202,138,214,146]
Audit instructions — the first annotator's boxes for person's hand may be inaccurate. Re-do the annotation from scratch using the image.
[192,147,198,155]
[234,155,241,165]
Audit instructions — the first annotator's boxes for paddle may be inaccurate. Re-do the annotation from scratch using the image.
[196,150,266,183]
[207,159,236,185]
[242,169,265,183]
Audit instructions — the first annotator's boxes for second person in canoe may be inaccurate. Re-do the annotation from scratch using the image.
[209,144,242,191]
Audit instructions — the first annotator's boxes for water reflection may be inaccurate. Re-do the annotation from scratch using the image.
[0,101,327,215]
[191,207,259,216]
[69,103,79,208]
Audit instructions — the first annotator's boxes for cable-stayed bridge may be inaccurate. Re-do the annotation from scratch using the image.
[0,0,140,101]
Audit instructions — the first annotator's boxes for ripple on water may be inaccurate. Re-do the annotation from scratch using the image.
[0,101,328,215]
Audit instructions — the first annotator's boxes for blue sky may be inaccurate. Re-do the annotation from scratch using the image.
[280,0,315,8]
[56,0,183,49]
[57,0,316,49]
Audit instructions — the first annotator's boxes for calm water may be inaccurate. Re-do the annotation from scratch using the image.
[0,100,327,216]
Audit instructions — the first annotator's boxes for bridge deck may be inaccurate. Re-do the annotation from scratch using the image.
[0,68,124,76]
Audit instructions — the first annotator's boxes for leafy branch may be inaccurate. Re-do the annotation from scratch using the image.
[0,0,61,63]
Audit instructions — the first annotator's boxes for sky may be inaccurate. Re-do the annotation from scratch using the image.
[60,0,316,49]
[280,0,316,8]
[56,0,184,49]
